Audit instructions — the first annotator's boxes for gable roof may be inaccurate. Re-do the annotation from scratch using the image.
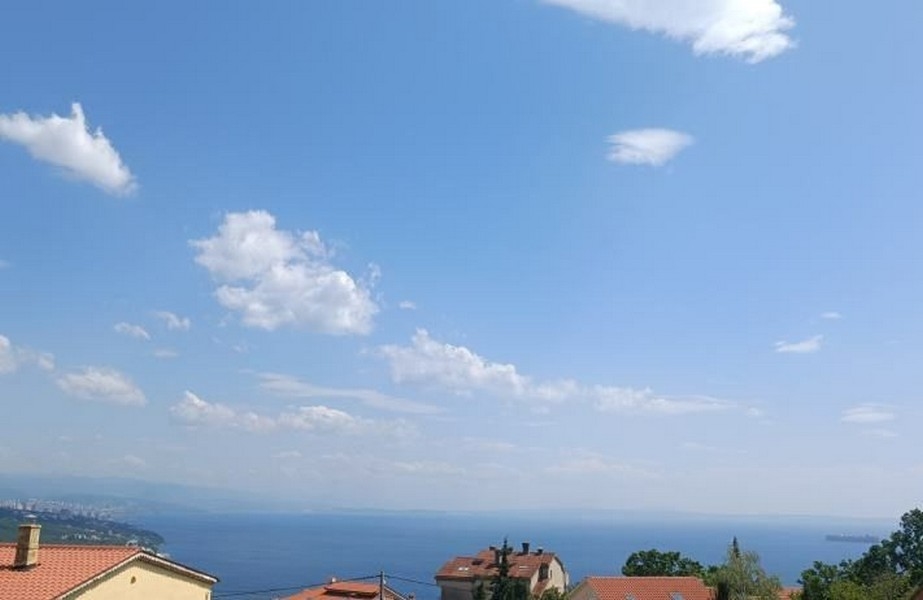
[578,576,715,600]
[436,548,561,582]
[0,543,217,600]
[283,580,406,600]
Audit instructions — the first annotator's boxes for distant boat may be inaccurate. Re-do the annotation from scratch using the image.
[825,534,879,543]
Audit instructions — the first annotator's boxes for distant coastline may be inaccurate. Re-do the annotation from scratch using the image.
[825,534,879,544]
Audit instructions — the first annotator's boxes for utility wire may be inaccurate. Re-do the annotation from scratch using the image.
[386,574,441,588]
[213,573,380,599]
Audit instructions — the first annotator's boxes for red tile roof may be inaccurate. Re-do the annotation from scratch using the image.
[283,580,405,600]
[435,548,559,582]
[579,576,715,600]
[0,543,217,600]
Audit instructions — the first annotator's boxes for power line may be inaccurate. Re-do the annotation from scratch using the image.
[213,573,380,599]
[386,574,441,588]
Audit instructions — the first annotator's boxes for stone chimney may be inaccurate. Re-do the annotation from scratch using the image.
[14,523,41,569]
[521,541,530,555]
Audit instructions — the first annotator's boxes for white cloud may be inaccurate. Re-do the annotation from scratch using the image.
[546,452,658,478]
[120,454,148,469]
[593,386,732,415]
[154,310,191,331]
[607,129,694,166]
[821,311,843,320]
[170,391,410,436]
[56,367,146,406]
[398,300,417,310]
[113,322,150,341]
[170,391,272,431]
[191,211,378,334]
[258,373,440,415]
[841,404,895,424]
[273,450,303,460]
[379,330,738,416]
[0,334,55,374]
[544,0,795,63]
[0,103,136,195]
[380,329,528,396]
[774,334,822,354]
[153,348,179,359]
[388,460,466,476]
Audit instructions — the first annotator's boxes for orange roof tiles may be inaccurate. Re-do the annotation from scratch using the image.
[579,576,715,600]
[0,543,140,600]
[283,580,406,600]
[0,542,217,600]
[435,548,558,581]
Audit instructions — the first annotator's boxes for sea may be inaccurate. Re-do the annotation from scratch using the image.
[138,511,893,600]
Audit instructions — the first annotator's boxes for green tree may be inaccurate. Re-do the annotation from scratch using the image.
[798,560,843,600]
[621,549,706,578]
[713,539,782,600]
[490,539,531,600]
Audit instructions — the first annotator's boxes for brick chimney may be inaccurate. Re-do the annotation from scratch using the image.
[14,523,41,569]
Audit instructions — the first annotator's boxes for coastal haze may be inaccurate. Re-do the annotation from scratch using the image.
[2,0,923,543]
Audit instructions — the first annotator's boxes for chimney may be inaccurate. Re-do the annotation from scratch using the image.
[536,547,544,555]
[521,541,530,555]
[14,523,41,569]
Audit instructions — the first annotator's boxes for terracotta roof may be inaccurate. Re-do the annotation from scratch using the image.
[579,576,715,600]
[0,543,217,600]
[779,587,801,599]
[283,581,406,600]
[435,548,559,582]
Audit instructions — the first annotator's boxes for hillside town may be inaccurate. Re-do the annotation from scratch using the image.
[5,510,923,600]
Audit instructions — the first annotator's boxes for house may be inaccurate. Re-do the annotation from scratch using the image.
[435,542,568,600]
[283,578,409,600]
[0,523,218,599]
[568,576,715,600]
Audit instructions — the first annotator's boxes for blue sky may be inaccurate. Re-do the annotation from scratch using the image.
[2,0,922,518]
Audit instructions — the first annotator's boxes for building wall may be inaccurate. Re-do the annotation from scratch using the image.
[544,557,568,593]
[439,577,483,600]
[63,559,213,600]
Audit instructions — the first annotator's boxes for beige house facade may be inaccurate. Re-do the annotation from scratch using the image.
[0,523,218,600]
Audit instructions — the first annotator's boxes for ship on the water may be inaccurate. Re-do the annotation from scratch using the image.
[825,533,879,543]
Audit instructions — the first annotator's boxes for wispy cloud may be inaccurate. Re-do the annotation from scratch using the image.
[607,129,694,166]
[774,334,822,354]
[258,373,440,415]
[170,391,411,436]
[0,334,55,374]
[191,211,378,334]
[398,300,418,311]
[841,404,895,424]
[379,330,738,416]
[113,322,150,341]
[546,451,658,478]
[593,387,732,415]
[820,311,843,320]
[544,0,795,63]
[862,428,898,439]
[0,103,136,195]
[56,367,146,406]
[153,310,191,331]
[0,259,9,270]
[152,348,179,359]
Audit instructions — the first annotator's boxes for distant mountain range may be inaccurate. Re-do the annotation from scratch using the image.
[0,473,301,516]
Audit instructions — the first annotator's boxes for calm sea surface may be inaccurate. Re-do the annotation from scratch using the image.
[139,512,891,599]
